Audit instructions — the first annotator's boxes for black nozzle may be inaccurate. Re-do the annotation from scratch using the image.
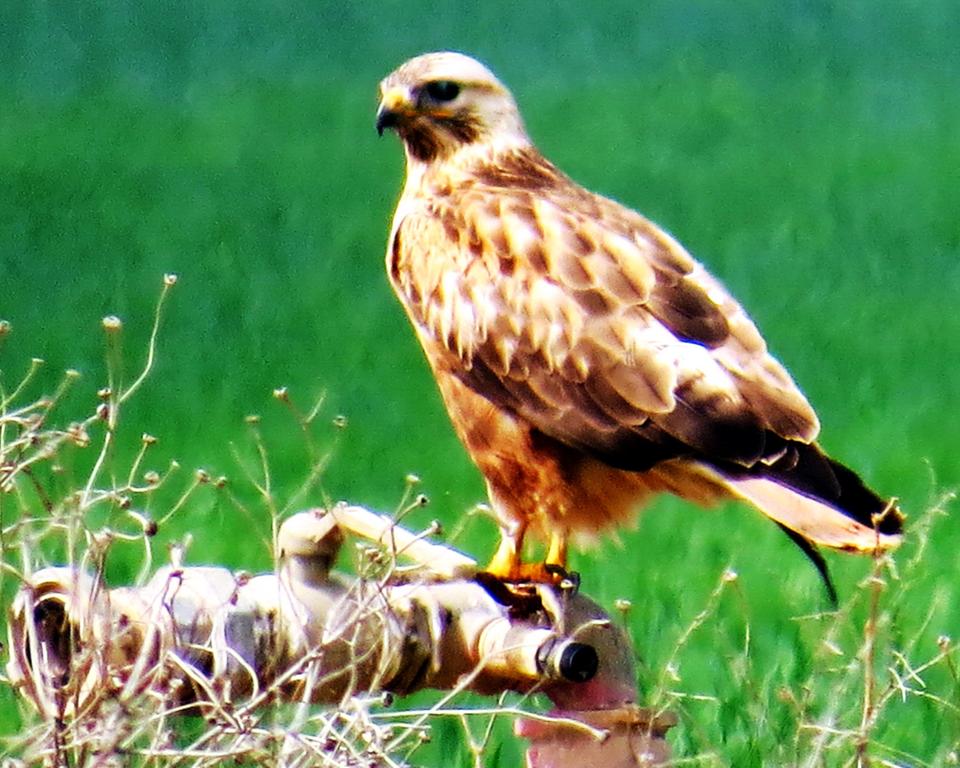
[557,642,599,683]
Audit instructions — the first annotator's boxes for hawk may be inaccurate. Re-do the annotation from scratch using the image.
[375,51,902,595]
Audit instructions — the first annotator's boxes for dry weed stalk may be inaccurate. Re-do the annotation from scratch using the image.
[2,278,673,768]
[640,482,957,766]
[0,278,439,767]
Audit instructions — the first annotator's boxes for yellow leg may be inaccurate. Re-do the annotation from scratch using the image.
[545,530,568,571]
[485,522,526,580]
[485,525,573,585]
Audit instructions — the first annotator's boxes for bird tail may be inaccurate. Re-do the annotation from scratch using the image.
[684,445,902,605]
[699,443,903,553]
[721,474,902,552]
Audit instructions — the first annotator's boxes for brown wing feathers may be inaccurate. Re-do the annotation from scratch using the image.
[393,145,902,560]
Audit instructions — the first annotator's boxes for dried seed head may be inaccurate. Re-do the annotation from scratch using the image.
[136,515,160,538]
[68,424,91,447]
[405,473,421,486]
[96,403,110,421]
[358,544,383,564]
[65,368,81,379]
[141,433,157,445]
[245,414,261,424]
[273,386,289,402]
[143,470,160,485]
[214,475,228,488]
[97,387,112,400]
[102,315,123,332]
[415,493,429,507]
[195,468,211,484]
[332,414,348,429]
[0,320,10,337]
[614,598,632,614]
[163,273,178,286]
[91,528,114,549]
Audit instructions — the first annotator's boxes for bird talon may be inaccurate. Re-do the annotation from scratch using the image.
[474,571,544,614]
[543,563,581,594]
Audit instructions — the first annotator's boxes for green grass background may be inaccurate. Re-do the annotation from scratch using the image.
[1,1,959,764]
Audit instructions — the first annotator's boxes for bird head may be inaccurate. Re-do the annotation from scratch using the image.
[376,52,529,164]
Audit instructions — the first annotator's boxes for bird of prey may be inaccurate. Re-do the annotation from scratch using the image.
[375,51,903,594]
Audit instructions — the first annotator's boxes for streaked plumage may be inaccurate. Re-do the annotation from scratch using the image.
[376,52,903,592]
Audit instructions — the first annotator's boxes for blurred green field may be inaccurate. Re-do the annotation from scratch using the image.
[2,2,959,764]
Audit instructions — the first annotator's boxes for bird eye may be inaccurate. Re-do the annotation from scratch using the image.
[424,80,460,102]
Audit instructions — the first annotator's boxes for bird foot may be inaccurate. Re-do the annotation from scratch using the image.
[482,560,579,588]
[543,563,581,593]
[474,562,581,614]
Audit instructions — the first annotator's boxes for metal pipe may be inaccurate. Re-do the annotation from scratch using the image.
[6,507,673,765]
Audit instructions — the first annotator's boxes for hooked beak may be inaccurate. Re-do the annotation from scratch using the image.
[376,105,399,136]
[376,87,414,136]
